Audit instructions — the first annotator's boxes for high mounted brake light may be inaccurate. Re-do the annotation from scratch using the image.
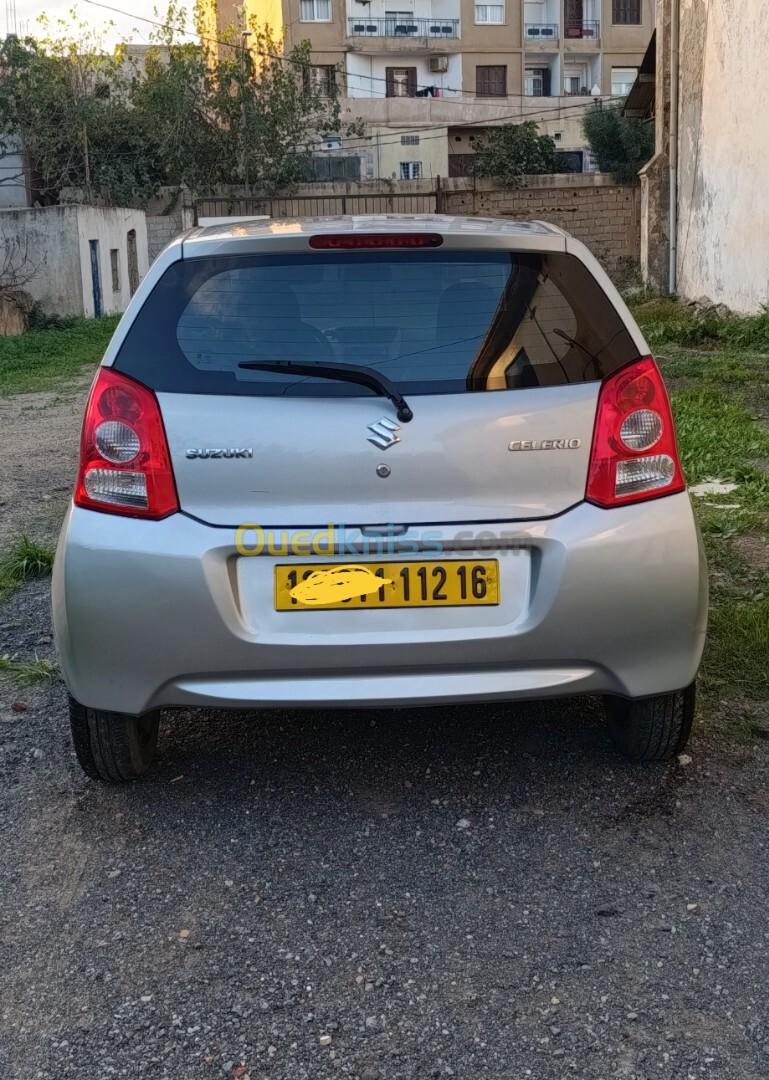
[75,368,179,519]
[309,233,443,250]
[585,356,685,508]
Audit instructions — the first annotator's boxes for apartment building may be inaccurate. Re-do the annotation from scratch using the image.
[207,0,652,179]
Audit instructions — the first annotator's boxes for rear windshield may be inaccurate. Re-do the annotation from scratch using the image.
[114,251,640,397]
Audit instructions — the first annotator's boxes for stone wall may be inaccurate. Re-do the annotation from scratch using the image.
[147,207,187,262]
[152,174,641,277]
[441,175,641,275]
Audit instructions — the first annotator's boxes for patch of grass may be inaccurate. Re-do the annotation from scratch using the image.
[0,315,119,396]
[649,334,769,741]
[672,389,769,503]
[0,537,56,601]
[0,654,59,686]
[630,296,769,351]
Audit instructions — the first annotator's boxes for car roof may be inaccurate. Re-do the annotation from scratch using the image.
[185,214,568,245]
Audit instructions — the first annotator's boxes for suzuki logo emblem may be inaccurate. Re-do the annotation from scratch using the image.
[367,417,401,450]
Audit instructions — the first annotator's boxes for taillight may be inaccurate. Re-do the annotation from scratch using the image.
[585,356,685,508]
[74,368,178,519]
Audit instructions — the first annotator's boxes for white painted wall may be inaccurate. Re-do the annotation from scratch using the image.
[676,0,769,312]
[0,205,149,318]
[75,207,149,317]
[346,0,459,21]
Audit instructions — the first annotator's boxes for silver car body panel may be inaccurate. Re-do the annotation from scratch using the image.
[55,215,706,716]
[53,494,707,715]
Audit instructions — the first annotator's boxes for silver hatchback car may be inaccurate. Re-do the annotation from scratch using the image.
[53,215,708,781]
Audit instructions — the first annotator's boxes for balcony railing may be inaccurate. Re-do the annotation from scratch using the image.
[348,16,460,39]
[564,19,600,39]
[524,22,559,41]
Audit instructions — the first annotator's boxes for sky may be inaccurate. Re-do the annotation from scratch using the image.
[11,0,197,47]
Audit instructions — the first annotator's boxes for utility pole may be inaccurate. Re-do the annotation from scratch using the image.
[83,124,92,202]
[240,29,252,193]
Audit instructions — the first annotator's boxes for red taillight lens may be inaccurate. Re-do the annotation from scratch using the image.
[74,368,178,519]
[309,233,443,250]
[585,356,685,508]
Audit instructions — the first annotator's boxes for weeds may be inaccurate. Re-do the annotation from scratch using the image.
[631,296,769,350]
[0,537,55,601]
[0,655,59,686]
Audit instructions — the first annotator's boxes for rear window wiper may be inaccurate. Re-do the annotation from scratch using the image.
[237,360,414,422]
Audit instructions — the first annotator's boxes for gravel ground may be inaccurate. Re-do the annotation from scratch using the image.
[2,382,769,1080]
[0,374,92,548]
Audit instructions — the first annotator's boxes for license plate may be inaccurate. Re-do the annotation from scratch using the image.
[274,559,500,611]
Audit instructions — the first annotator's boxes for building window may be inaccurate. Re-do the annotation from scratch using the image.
[400,161,422,180]
[386,66,417,97]
[401,134,420,145]
[110,249,120,292]
[303,64,336,96]
[611,67,638,96]
[475,64,506,97]
[300,0,331,21]
[612,0,641,24]
[524,66,551,96]
[475,4,504,23]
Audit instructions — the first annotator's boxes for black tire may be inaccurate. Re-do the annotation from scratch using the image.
[608,683,696,763]
[68,693,160,782]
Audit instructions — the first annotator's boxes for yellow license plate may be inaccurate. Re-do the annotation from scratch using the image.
[274,559,500,611]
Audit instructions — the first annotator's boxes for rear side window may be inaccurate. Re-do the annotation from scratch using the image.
[114,251,640,397]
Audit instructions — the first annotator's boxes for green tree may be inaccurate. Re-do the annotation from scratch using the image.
[582,102,654,182]
[471,122,556,188]
[0,7,354,203]
[0,17,153,204]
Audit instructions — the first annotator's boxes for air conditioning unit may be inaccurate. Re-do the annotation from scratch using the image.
[429,55,448,73]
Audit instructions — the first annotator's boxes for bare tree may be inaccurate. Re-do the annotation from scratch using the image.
[0,236,41,299]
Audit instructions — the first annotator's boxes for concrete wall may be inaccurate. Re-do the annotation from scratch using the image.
[675,0,769,313]
[0,207,83,315]
[0,205,149,318]
[74,207,149,317]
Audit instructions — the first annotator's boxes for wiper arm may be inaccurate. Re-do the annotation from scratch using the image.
[238,360,414,422]
[552,328,599,372]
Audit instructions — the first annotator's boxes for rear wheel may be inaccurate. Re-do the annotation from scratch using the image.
[68,693,160,782]
[608,683,696,763]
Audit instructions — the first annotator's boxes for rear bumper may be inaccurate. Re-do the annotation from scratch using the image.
[52,496,708,715]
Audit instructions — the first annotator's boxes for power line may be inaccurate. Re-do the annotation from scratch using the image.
[300,100,610,154]
[82,0,626,104]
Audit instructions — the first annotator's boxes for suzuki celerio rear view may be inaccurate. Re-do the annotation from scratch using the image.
[53,216,708,781]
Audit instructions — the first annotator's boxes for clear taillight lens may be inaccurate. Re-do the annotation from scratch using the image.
[94,420,141,463]
[83,468,148,508]
[616,455,676,496]
[619,408,662,451]
[75,368,178,519]
[586,357,685,508]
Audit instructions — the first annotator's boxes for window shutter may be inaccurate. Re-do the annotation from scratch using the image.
[386,67,395,96]
[407,67,417,96]
[477,65,506,96]
[613,0,641,23]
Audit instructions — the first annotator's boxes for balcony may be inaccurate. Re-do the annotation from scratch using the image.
[524,23,559,42]
[347,17,460,39]
[564,19,600,40]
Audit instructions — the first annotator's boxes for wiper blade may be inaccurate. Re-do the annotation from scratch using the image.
[238,360,414,422]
